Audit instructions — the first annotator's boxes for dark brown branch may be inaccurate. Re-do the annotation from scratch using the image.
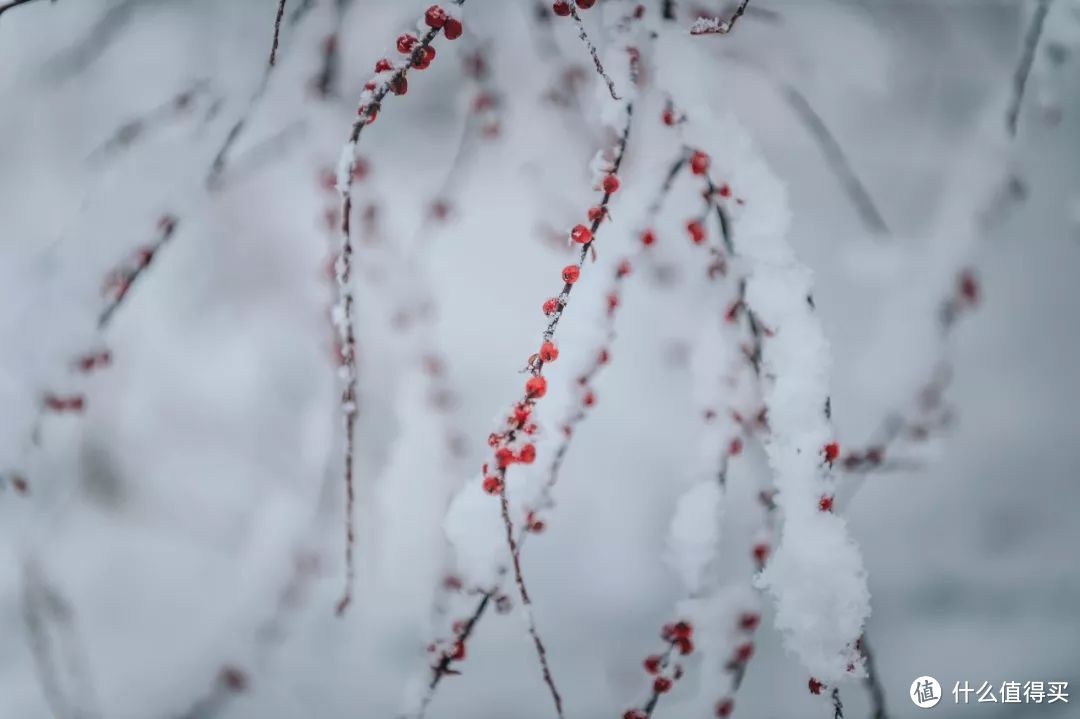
[861,634,889,719]
[782,84,891,237]
[0,0,51,21]
[98,215,178,329]
[334,0,467,618]
[1006,0,1053,136]
[269,0,287,66]
[567,5,621,100]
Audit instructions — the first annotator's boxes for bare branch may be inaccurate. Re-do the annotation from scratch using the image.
[1006,0,1054,136]
[0,0,52,21]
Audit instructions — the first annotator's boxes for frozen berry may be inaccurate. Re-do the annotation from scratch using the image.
[425,5,448,28]
[690,150,710,175]
[570,224,593,244]
[525,375,548,398]
[562,265,580,284]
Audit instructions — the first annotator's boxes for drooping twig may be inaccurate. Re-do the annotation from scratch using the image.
[689,0,750,35]
[269,0,288,66]
[205,0,310,187]
[333,0,468,617]
[88,80,213,163]
[565,4,621,100]
[782,84,891,237]
[21,560,102,719]
[0,0,51,21]
[1006,0,1054,137]
[860,633,889,719]
[98,214,178,329]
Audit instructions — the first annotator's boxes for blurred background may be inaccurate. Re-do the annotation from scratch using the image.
[1,1,1079,717]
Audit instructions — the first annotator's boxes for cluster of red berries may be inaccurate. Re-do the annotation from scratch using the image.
[552,0,595,16]
[43,393,86,413]
[623,622,695,717]
[823,441,840,464]
[75,350,112,373]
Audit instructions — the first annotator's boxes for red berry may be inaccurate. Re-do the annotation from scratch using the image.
[738,613,760,631]
[643,655,662,674]
[582,390,595,407]
[425,5,448,28]
[662,108,677,126]
[687,220,706,244]
[539,342,559,362]
[690,150,710,175]
[552,1,571,16]
[390,75,408,96]
[482,476,503,494]
[959,269,979,304]
[676,637,694,655]
[715,699,734,717]
[219,666,248,693]
[543,298,559,315]
[616,259,632,277]
[495,447,515,468]
[577,0,596,7]
[624,712,647,719]
[562,265,580,284]
[734,642,754,663]
[718,183,732,198]
[570,224,593,244]
[809,678,824,695]
[672,621,692,640]
[587,205,606,223]
[597,348,609,364]
[728,437,743,456]
[823,442,840,463]
[526,375,548,398]
[443,17,463,39]
[513,404,531,424]
[641,229,656,247]
[818,495,834,512]
[375,58,393,73]
[450,640,466,660]
[653,676,673,694]
[752,543,770,565]
[602,175,620,194]
[518,443,537,464]
[397,34,418,54]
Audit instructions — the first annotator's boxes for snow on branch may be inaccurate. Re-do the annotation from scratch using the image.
[689,0,751,36]
[548,1,624,100]
[333,1,467,617]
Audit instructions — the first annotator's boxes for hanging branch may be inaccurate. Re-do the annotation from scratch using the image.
[269,0,288,66]
[0,0,51,21]
[689,0,750,35]
[1,214,179,496]
[98,215,178,328]
[205,0,312,187]
[21,561,102,719]
[333,0,467,617]
[88,80,213,162]
[1006,0,1054,137]
[549,1,622,100]
[782,85,891,237]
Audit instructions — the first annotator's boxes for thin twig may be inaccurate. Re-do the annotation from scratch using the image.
[568,5,621,100]
[334,0,467,617]
[861,634,889,719]
[782,84,890,237]
[0,0,50,21]
[1006,0,1054,137]
[269,0,287,66]
[98,215,178,329]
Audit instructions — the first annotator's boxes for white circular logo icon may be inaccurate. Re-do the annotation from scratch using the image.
[911,676,942,708]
